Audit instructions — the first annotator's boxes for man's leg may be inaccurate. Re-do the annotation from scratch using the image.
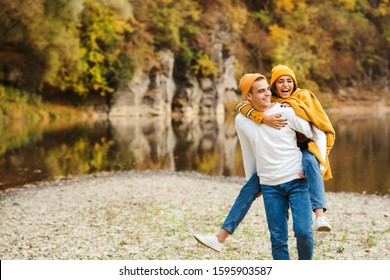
[194,173,261,251]
[288,179,314,260]
[261,184,290,260]
[221,172,261,235]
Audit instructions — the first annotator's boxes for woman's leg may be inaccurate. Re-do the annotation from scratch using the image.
[302,149,331,231]
[301,149,326,214]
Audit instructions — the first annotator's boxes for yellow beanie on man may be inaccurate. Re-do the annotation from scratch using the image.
[270,65,297,86]
[239,73,266,99]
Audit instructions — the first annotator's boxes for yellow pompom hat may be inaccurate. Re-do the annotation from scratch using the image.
[239,73,266,99]
[270,65,297,86]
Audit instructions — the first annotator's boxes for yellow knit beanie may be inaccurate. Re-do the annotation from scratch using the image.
[270,65,297,86]
[239,73,266,99]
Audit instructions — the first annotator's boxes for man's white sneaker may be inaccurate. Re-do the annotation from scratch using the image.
[314,216,332,232]
[194,234,223,252]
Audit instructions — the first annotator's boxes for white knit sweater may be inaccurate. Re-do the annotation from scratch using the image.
[235,102,326,186]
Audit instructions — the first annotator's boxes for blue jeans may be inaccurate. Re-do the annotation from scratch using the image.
[302,149,327,211]
[221,149,326,235]
[221,173,261,234]
[261,179,314,260]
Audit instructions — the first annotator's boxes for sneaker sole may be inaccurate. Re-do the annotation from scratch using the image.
[193,235,222,252]
[315,226,331,232]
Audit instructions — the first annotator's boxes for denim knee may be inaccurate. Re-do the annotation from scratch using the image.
[294,229,313,240]
[220,173,260,234]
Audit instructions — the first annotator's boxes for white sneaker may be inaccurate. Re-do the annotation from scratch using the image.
[194,234,223,252]
[314,216,332,232]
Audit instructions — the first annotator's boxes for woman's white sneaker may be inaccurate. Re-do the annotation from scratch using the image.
[314,216,332,232]
[194,234,224,252]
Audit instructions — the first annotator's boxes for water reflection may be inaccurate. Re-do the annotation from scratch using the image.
[326,113,390,195]
[0,113,389,195]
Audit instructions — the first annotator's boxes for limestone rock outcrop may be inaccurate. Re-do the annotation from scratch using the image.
[109,8,239,118]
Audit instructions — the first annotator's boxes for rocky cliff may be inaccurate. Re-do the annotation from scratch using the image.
[109,8,239,118]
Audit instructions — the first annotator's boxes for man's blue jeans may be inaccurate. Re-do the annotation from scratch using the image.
[261,179,314,260]
[221,149,326,234]
[221,173,261,234]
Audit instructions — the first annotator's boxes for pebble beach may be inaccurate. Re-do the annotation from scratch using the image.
[0,171,389,260]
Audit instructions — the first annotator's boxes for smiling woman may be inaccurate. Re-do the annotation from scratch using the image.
[273,75,296,98]
[270,65,297,98]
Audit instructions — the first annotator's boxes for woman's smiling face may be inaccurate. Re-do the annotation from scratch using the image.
[275,75,295,98]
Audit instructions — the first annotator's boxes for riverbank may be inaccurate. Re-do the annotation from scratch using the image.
[1,85,389,125]
[0,171,389,260]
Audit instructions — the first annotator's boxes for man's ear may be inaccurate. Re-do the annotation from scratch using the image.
[246,93,252,101]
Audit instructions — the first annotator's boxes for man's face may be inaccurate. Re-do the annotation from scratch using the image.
[275,75,294,98]
[247,79,271,110]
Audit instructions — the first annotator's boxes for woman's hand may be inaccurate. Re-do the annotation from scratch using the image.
[263,114,287,129]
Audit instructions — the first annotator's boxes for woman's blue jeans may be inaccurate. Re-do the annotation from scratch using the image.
[302,149,327,211]
[221,148,326,235]
[261,179,314,260]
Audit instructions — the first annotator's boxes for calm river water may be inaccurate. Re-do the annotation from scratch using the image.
[1,112,389,195]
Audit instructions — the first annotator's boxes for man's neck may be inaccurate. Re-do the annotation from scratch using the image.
[251,102,275,113]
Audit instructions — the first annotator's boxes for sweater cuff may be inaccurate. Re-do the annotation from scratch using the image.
[236,101,265,125]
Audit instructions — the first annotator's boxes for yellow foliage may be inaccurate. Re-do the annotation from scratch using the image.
[269,24,291,42]
[115,21,132,33]
[192,51,218,77]
[89,51,105,63]
[268,24,293,63]
[273,0,306,13]
[336,0,357,11]
[1,0,388,100]
[226,2,248,31]
[274,0,294,12]
[378,0,389,16]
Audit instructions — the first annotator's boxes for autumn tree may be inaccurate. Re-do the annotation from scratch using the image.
[0,0,83,92]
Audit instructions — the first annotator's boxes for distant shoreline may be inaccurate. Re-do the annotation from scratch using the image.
[327,105,390,115]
